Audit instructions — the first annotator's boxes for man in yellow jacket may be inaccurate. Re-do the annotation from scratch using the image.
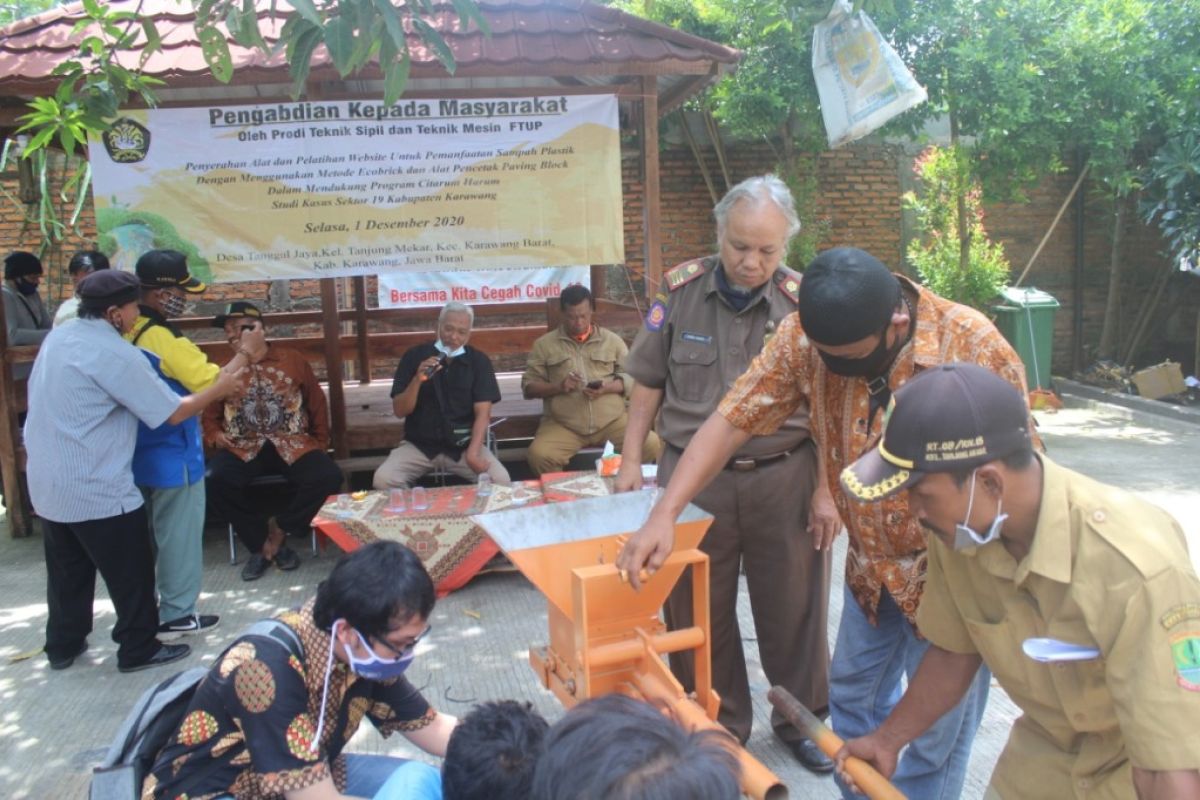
[126,250,248,637]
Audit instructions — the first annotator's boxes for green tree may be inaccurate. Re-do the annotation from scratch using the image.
[904,144,1009,310]
[10,0,486,244]
[615,0,893,269]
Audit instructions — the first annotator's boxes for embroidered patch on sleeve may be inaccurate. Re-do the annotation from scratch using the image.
[1161,603,1200,629]
[645,301,667,331]
[1170,632,1200,691]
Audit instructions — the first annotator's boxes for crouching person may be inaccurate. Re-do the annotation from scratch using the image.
[141,541,458,799]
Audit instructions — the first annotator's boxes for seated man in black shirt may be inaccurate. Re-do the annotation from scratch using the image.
[373,301,511,489]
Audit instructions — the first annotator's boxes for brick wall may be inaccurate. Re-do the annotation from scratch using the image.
[4,143,1193,375]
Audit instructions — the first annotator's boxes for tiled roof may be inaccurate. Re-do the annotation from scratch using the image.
[0,0,738,111]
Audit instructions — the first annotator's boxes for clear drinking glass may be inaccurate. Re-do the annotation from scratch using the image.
[410,486,430,511]
[386,488,407,513]
[335,494,352,516]
[476,473,493,497]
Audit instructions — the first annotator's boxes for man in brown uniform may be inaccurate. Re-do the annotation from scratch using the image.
[615,175,833,773]
[837,364,1200,799]
[523,284,661,475]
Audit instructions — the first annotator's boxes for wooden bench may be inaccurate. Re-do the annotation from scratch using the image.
[336,372,545,479]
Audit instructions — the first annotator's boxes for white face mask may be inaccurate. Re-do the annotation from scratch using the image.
[434,339,465,359]
[953,470,1007,553]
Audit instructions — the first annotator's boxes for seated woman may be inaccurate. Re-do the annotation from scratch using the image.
[142,541,457,799]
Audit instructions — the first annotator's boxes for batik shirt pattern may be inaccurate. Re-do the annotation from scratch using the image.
[718,277,1034,626]
[142,600,433,800]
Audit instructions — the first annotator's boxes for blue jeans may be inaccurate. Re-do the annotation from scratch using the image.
[214,754,410,799]
[830,585,989,800]
[373,760,443,800]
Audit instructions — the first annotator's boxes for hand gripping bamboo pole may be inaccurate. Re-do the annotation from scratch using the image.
[767,687,906,800]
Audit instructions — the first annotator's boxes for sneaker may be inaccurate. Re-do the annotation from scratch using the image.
[241,553,271,581]
[48,640,89,671]
[118,642,190,674]
[273,545,301,571]
[158,613,220,640]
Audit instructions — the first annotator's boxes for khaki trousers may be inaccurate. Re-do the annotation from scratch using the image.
[526,414,663,476]
[661,439,831,746]
[372,441,511,489]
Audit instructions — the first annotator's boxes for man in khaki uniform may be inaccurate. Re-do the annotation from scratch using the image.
[523,284,661,475]
[615,175,833,773]
[837,363,1200,799]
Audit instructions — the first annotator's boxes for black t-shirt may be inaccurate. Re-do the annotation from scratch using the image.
[391,342,501,457]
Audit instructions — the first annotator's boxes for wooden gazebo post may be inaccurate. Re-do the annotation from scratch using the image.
[0,298,31,537]
[641,75,663,300]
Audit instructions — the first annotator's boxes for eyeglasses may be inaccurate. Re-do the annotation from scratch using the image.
[373,624,433,660]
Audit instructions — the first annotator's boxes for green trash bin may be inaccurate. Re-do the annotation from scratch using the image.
[992,286,1059,390]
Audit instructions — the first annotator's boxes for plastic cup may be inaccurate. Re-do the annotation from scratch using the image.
[335,494,352,517]
[386,488,407,513]
[411,486,429,511]
[476,473,493,497]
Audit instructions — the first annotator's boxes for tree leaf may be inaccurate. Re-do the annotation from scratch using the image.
[372,0,408,55]
[325,15,356,76]
[413,17,455,73]
[383,48,411,105]
[288,0,324,28]
[198,24,234,83]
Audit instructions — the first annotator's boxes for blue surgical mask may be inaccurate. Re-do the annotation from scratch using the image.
[953,470,1007,553]
[342,625,415,681]
[434,340,465,359]
[311,620,416,753]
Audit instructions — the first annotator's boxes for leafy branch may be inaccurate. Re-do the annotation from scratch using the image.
[9,0,488,244]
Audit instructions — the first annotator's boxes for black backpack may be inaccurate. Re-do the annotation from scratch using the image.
[89,620,303,800]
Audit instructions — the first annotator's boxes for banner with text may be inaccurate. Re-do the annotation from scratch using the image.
[377,266,589,309]
[88,95,623,283]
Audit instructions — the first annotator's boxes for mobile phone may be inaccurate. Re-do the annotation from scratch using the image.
[586,379,603,390]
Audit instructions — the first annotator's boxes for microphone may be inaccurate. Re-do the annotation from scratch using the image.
[423,352,449,379]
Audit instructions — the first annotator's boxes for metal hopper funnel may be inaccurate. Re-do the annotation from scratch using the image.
[472,490,712,619]
[472,492,789,799]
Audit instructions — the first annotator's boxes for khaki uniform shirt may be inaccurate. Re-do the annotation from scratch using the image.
[626,256,809,456]
[717,276,1032,625]
[522,324,632,437]
[919,457,1200,799]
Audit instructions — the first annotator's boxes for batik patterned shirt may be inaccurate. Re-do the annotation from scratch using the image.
[143,599,434,800]
[718,276,1035,626]
[202,346,329,464]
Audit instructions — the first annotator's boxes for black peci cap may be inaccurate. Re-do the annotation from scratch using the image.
[5,251,43,280]
[840,363,1032,502]
[798,247,901,346]
[213,301,263,328]
[77,270,141,311]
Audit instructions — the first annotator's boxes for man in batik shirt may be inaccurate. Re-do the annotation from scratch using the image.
[203,302,343,581]
[143,541,458,800]
[619,248,1036,799]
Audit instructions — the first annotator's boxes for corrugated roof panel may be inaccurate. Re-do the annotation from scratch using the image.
[0,0,738,106]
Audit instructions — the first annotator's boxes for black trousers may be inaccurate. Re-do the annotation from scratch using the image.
[43,507,161,667]
[207,442,343,554]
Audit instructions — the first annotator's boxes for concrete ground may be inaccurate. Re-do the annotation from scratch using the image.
[1,393,1198,799]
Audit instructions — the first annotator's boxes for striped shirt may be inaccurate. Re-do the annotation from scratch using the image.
[24,318,181,523]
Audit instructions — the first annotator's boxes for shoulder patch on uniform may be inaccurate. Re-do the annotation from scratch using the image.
[645,300,667,331]
[1170,632,1200,691]
[1162,603,1200,630]
[664,260,705,292]
[774,269,801,303]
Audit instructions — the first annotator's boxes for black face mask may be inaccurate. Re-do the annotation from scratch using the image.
[817,325,896,378]
[16,277,40,296]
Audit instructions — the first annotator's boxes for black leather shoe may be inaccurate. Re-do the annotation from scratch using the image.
[118,643,191,673]
[787,737,835,774]
[48,640,88,670]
